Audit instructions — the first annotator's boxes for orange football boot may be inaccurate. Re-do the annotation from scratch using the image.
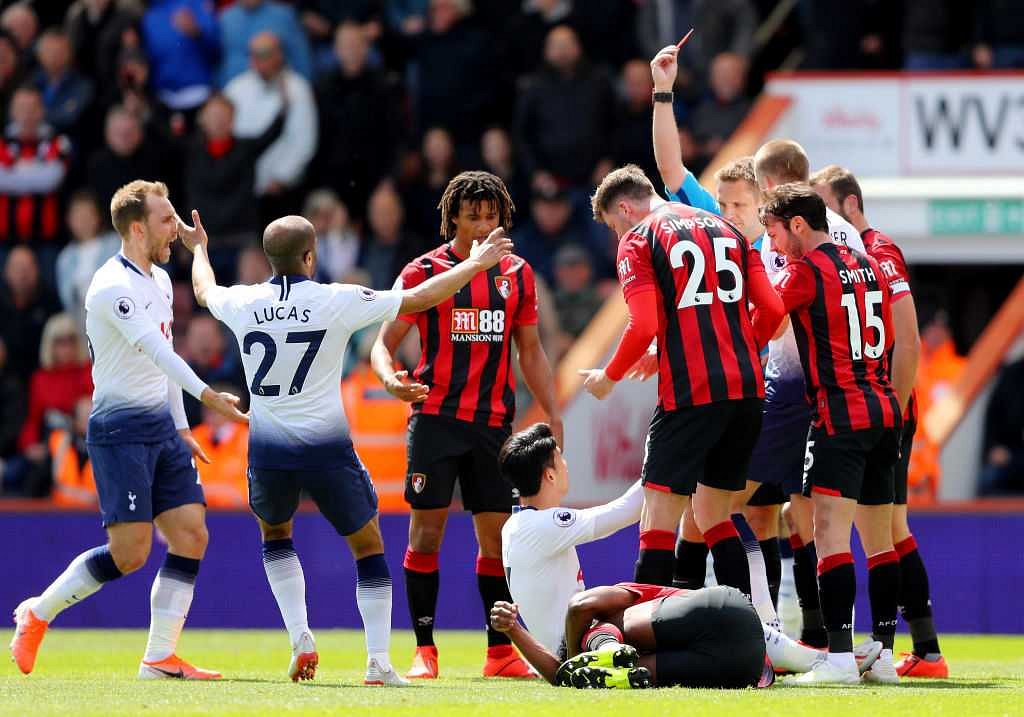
[406,645,439,679]
[138,654,222,680]
[482,645,539,678]
[10,599,48,675]
[895,652,949,678]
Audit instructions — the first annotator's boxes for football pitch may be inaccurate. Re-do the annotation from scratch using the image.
[2,631,1022,716]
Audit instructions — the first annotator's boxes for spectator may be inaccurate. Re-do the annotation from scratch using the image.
[65,0,142,84]
[0,31,25,127]
[225,31,317,225]
[480,126,528,212]
[979,353,1024,495]
[515,24,614,192]
[171,280,196,354]
[611,58,658,186]
[515,187,606,284]
[48,395,98,508]
[218,0,312,85]
[303,188,360,283]
[0,87,71,255]
[411,0,495,144]
[32,28,94,146]
[386,0,428,36]
[359,181,424,290]
[399,126,458,239]
[0,3,38,67]
[502,0,576,78]
[907,308,966,501]
[18,313,92,458]
[973,0,1024,69]
[0,247,60,381]
[314,21,401,218]
[903,0,972,70]
[55,190,119,328]
[191,384,249,508]
[87,106,167,216]
[635,0,756,83]
[235,245,271,285]
[0,336,26,470]
[99,48,180,143]
[181,314,243,426]
[298,0,385,75]
[184,93,284,276]
[689,52,751,174]
[142,0,219,120]
[552,243,601,339]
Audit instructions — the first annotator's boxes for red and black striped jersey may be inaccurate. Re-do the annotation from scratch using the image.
[396,244,538,428]
[0,129,70,242]
[776,242,902,435]
[862,227,917,422]
[616,203,765,411]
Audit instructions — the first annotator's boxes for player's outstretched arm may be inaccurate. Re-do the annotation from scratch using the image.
[490,602,561,685]
[513,324,563,446]
[397,227,513,315]
[651,44,687,196]
[178,210,218,307]
[579,289,659,400]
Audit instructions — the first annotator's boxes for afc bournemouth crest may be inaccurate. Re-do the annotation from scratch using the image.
[411,473,427,494]
[495,276,512,299]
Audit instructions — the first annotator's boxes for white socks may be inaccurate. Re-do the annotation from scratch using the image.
[263,539,310,648]
[356,554,393,666]
[142,554,199,663]
[32,546,123,623]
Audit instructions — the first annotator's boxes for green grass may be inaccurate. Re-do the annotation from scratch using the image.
[2,631,1022,716]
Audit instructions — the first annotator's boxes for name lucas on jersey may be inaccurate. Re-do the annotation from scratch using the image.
[253,305,312,325]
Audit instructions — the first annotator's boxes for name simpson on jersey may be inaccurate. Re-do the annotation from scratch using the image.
[253,306,313,325]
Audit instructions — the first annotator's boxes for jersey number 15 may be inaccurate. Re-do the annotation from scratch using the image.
[839,291,885,360]
[243,330,326,396]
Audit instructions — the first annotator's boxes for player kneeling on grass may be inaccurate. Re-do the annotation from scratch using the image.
[494,423,879,688]
[183,210,514,685]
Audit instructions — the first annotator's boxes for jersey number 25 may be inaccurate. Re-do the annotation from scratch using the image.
[670,236,743,309]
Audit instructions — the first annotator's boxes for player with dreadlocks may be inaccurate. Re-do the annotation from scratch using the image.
[371,170,560,680]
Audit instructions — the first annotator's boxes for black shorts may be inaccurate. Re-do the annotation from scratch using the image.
[641,398,763,495]
[405,412,514,513]
[746,400,810,504]
[894,418,916,506]
[652,585,765,688]
[248,450,378,537]
[802,425,901,505]
[747,481,786,507]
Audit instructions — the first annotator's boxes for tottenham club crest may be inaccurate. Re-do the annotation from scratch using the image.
[553,509,576,528]
[494,276,512,299]
[114,296,136,319]
[411,473,427,494]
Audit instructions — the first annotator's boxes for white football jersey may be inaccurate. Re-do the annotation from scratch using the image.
[85,254,177,443]
[501,483,642,656]
[761,208,865,403]
[205,276,402,470]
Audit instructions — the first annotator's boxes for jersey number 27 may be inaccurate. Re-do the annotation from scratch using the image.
[243,330,326,396]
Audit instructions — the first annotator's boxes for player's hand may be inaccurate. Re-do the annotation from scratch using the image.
[624,342,658,381]
[651,45,680,91]
[200,388,249,423]
[489,601,519,633]
[177,209,208,253]
[384,370,429,403]
[178,428,211,464]
[470,227,514,270]
[578,368,615,400]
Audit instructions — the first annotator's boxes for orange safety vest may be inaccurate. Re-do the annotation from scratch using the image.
[908,338,966,503]
[191,422,250,509]
[341,363,411,512]
[48,430,97,508]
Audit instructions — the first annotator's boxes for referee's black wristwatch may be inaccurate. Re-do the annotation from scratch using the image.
[652,90,674,104]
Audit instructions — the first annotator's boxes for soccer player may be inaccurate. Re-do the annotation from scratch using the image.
[184,211,514,685]
[810,165,947,678]
[370,171,558,679]
[579,165,785,598]
[496,421,876,686]
[760,184,903,684]
[10,180,247,679]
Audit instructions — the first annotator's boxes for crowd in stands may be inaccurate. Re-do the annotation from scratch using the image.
[0,0,1020,503]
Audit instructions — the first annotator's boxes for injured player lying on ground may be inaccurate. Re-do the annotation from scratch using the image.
[490,583,882,689]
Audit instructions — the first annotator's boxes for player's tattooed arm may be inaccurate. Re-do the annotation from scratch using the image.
[489,602,560,685]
